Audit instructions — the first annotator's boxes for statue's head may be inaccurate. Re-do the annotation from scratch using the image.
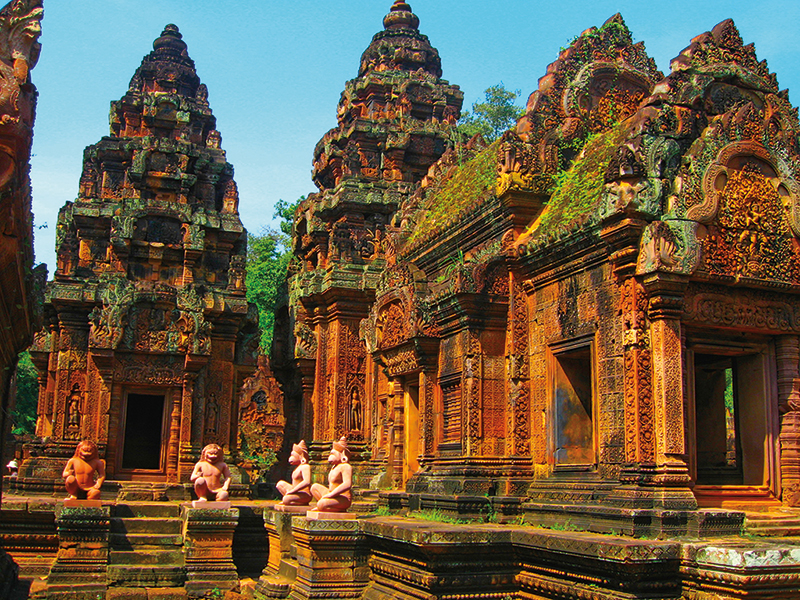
[289,440,309,466]
[201,443,223,463]
[328,437,351,464]
[75,440,98,462]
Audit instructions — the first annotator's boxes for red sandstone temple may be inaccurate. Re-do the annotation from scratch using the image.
[17,24,256,493]
[274,1,800,534]
[4,2,800,598]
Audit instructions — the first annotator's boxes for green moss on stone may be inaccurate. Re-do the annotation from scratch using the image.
[408,139,500,244]
[529,123,626,238]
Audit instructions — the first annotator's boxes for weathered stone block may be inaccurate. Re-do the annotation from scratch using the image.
[182,506,239,596]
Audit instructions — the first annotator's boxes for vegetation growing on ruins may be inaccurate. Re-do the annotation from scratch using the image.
[529,122,626,238]
[408,139,500,245]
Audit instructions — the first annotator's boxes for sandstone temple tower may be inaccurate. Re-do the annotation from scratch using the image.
[20,25,256,491]
[276,0,463,466]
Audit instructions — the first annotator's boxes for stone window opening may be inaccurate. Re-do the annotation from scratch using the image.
[548,337,597,471]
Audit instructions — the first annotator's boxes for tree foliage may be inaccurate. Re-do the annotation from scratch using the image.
[457,83,525,143]
[11,351,38,435]
[246,197,302,352]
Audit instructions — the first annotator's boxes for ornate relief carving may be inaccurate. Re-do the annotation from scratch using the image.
[113,356,183,385]
[464,332,481,454]
[621,279,654,464]
[683,284,800,333]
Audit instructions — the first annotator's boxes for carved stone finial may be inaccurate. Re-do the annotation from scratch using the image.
[383,0,419,30]
[153,23,187,54]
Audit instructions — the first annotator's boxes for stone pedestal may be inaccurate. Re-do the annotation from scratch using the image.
[265,511,295,576]
[253,510,297,599]
[44,504,110,598]
[182,506,239,596]
[290,517,367,600]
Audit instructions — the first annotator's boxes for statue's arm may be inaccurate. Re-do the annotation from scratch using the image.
[323,465,352,499]
[93,459,106,489]
[190,462,203,482]
[221,463,231,490]
[62,458,74,479]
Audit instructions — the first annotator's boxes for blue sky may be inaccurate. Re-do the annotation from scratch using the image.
[29,0,800,271]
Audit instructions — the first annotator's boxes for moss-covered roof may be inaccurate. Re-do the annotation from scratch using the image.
[524,122,626,243]
[406,139,500,246]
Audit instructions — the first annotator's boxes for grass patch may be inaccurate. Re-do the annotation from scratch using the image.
[408,509,471,525]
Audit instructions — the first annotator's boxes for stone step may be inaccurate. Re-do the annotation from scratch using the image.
[744,513,800,537]
[9,553,56,579]
[111,517,183,535]
[113,503,182,519]
[254,574,292,599]
[110,532,184,547]
[107,564,186,588]
[107,587,188,600]
[110,549,184,566]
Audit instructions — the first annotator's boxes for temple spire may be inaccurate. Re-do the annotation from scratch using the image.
[383,0,419,31]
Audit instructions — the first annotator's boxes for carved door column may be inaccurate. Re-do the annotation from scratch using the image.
[386,378,404,488]
[776,335,800,505]
[179,372,198,475]
[642,273,691,487]
[420,369,437,461]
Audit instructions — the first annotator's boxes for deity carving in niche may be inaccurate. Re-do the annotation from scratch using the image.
[66,384,82,438]
[350,387,363,432]
[205,393,220,436]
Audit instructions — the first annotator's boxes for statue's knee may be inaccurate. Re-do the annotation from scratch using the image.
[194,477,207,487]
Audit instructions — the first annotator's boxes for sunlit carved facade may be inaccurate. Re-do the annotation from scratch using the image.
[20,25,256,491]
[278,5,800,535]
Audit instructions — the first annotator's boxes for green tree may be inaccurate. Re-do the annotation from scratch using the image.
[246,197,302,352]
[11,351,38,435]
[457,83,525,143]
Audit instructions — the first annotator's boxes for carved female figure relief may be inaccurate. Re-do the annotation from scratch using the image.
[350,387,362,432]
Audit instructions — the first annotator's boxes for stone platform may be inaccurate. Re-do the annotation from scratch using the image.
[4,492,800,599]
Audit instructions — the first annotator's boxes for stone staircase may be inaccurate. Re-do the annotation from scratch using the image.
[744,511,800,537]
[108,502,185,588]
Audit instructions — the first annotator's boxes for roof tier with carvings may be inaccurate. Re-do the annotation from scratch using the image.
[49,25,248,327]
[293,1,463,292]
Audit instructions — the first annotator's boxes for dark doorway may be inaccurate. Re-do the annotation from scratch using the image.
[122,393,166,470]
[694,354,741,485]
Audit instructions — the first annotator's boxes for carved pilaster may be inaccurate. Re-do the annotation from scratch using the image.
[777,336,800,506]
[642,273,691,487]
[420,370,437,460]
